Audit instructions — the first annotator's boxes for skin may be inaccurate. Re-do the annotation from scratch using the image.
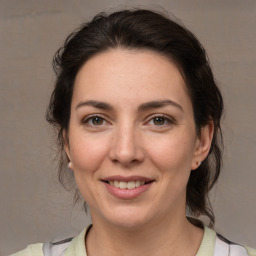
[64,49,213,256]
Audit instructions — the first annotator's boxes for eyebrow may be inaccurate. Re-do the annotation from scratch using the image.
[76,100,113,110]
[75,99,183,112]
[138,100,183,112]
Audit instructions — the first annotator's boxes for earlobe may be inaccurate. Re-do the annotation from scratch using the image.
[63,129,71,161]
[67,161,74,170]
[63,130,74,170]
[192,121,214,170]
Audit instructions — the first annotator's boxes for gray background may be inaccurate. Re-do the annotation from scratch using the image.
[1,0,255,255]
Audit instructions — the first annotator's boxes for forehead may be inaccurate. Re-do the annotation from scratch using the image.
[73,49,191,109]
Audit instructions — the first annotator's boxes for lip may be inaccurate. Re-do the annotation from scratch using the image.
[102,175,153,182]
[101,175,154,199]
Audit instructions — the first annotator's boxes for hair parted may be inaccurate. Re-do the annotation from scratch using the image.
[46,9,223,226]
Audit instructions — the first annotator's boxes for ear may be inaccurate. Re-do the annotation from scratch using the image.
[63,130,73,169]
[191,121,214,170]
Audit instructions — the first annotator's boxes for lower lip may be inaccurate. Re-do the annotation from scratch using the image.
[103,182,153,199]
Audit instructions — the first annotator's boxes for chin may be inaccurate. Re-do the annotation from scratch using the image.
[110,218,150,230]
[103,206,154,230]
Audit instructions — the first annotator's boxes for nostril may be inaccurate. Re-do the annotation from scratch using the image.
[109,138,145,164]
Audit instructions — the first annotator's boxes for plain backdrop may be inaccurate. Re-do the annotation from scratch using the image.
[1,0,255,255]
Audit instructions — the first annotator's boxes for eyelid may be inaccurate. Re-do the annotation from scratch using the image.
[81,114,111,126]
[144,114,177,126]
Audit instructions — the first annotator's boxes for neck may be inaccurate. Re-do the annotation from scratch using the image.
[86,213,203,256]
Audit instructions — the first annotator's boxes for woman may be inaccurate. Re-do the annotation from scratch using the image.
[11,9,255,256]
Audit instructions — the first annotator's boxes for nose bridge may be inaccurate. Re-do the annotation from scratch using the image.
[109,119,143,164]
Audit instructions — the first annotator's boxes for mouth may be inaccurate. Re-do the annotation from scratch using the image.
[102,180,153,190]
[101,176,154,199]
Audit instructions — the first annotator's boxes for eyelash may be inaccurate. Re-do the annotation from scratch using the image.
[146,114,176,127]
[82,114,175,128]
[81,114,109,127]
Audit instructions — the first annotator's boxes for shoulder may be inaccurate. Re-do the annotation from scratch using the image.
[199,226,256,256]
[245,246,256,256]
[9,226,90,256]
[9,243,43,256]
[216,232,256,256]
[63,227,89,256]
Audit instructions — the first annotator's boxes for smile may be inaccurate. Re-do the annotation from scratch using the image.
[108,180,147,189]
[102,176,154,199]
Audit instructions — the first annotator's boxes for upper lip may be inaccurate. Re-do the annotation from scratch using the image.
[101,175,154,182]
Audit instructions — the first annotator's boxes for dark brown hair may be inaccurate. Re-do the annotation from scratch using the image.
[46,9,223,227]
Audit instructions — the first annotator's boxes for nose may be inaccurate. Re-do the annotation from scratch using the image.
[109,123,145,165]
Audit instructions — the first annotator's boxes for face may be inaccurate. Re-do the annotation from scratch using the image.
[65,49,212,229]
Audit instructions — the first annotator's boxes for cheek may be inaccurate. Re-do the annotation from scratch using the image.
[145,133,196,174]
[69,134,111,202]
[69,134,110,174]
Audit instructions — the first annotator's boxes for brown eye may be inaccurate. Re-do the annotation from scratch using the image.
[91,116,104,125]
[153,117,166,125]
[83,115,107,126]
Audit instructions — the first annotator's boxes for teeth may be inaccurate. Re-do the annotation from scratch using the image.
[108,180,147,189]
[119,181,127,189]
[127,181,135,189]
[135,180,141,187]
